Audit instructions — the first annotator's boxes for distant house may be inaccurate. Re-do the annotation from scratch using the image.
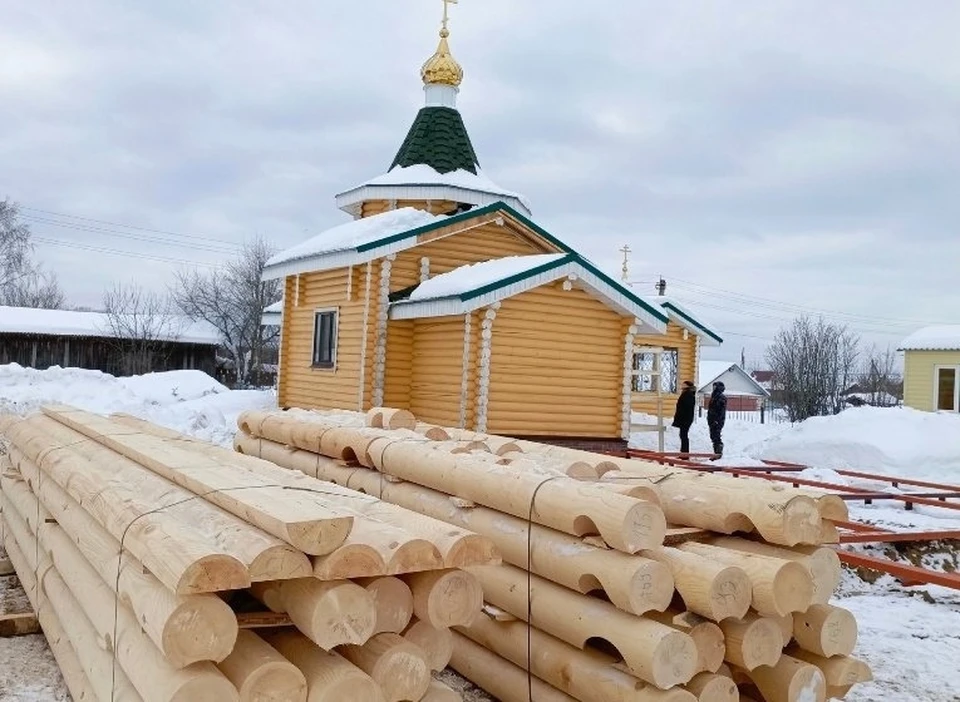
[750,370,775,390]
[0,305,220,376]
[899,325,960,413]
[698,361,771,412]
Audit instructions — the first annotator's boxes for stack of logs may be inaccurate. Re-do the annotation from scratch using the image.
[233,406,874,702]
[0,404,501,702]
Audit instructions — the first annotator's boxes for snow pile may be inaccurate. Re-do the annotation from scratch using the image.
[630,412,782,466]
[752,406,960,480]
[0,306,220,344]
[407,254,567,302]
[0,363,274,447]
[898,324,960,351]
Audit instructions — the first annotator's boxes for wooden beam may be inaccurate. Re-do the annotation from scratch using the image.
[0,612,40,637]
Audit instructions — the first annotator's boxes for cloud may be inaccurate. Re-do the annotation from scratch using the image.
[1,0,958,365]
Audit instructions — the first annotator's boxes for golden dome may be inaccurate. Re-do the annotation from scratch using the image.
[421,27,463,87]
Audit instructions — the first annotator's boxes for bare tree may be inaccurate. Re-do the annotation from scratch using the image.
[102,283,183,375]
[172,237,281,386]
[2,267,65,309]
[0,198,68,309]
[858,344,902,407]
[765,316,861,422]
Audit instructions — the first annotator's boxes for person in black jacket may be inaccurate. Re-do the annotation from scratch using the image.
[672,380,696,457]
[707,381,728,459]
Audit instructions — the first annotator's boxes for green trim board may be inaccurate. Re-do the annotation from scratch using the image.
[390,107,480,174]
[661,301,724,345]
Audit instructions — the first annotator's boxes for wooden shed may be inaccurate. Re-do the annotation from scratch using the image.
[899,325,960,413]
[0,305,220,376]
[262,16,721,446]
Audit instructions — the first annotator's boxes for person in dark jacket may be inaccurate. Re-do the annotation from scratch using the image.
[706,381,728,459]
[672,380,696,457]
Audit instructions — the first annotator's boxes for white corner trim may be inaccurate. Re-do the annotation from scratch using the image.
[372,258,393,407]
[346,265,353,301]
[459,312,472,429]
[475,306,497,433]
[357,261,373,411]
[622,328,636,440]
[420,257,431,283]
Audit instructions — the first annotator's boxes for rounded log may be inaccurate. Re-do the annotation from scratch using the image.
[683,672,738,702]
[678,542,814,617]
[338,633,431,702]
[449,632,578,702]
[707,537,842,605]
[401,618,453,672]
[405,569,484,629]
[217,630,308,702]
[366,408,417,431]
[746,654,826,702]
[251,578,377,650]
[356,576,415,635]
[469,564,698,689]
[787,649,872,688]
[421,679,462,702]
[264,630,384,701]
[457,614,697,702]
[645,610,725,674]
[641,548,752,622]
[792,604,858,658]
[718,615,784,671]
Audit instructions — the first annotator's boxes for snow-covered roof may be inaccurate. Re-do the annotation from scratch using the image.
[264,208,442,278]
[261,300,283,326]
[898,325,960,351]
[335,164,531,218]
[644,295,723,347]
[0,306,220,345]
[391,253,669,334]
[697,360,770,397]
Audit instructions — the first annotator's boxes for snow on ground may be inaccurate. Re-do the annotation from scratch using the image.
[2,370,959,700]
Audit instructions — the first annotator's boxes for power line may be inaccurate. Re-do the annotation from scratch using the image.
[23,215,238,255]
[33,236,218,268]
[21,205,240,247]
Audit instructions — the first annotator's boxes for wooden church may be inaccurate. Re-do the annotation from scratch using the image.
[263,5,721,448]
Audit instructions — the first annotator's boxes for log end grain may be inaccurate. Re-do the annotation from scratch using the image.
[441,533,501,570]
[163,597,240,667]
[386,538,445,575]
[285,515,354,557]
[338,633,431,702]
[249,544,314,582]
[177,554,251,595]
[402,618,454,672]
[707,566,753,622]
[771,561,816,616]
[793,605,858,658]
[312,544,387,581]
[684,671,739,702]
[649,629,700,690]
[407,569,484,629]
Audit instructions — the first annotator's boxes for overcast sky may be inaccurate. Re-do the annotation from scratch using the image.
[2,0,959,366]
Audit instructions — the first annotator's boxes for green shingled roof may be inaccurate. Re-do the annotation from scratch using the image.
[389,106,480,174]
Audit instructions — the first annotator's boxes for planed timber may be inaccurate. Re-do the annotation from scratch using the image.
[348,466,673,616]
[244,435,672,616]
[338,632,431,702]
[217,630,308,702]
[786,649,873,688]
[264,630,385,701]
[791,604,858,658]
[677,541,814,617]
[355,576,415,635]
[744,654,826,702]
[682,672,738,702]
[717,614,784,671]
[421,679,462,702]
[640,547,752,622]
[363,436,667,553]
[311,517,443,580]
[401,618,453,672]
[44,405,354,555]
[404,568,484,629]
[5,459,239,667]
[6,418,251,594]
[0,612,40,637]
[250,578,377,650]
[457,614,697,702]
[35,605,99,702]
[449,632,578,702]
[707,537,842,605]
[468,563,698,689]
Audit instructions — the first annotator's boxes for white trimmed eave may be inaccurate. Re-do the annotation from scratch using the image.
[261,311,282,326]
[390,262,668,335]
[335,183,532,218]
[262,237,415,281]
[662,307,723,347]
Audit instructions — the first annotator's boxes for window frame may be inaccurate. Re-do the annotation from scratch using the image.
[933,364,960,412]
[632,347,680,394]
[311,308,339,371]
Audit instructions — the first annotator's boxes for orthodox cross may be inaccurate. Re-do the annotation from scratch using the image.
[620,244,631,283]
[442,0,458,31]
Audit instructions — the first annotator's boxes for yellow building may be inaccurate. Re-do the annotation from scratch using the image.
[899,326,960,413]
[263,7,721,447]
